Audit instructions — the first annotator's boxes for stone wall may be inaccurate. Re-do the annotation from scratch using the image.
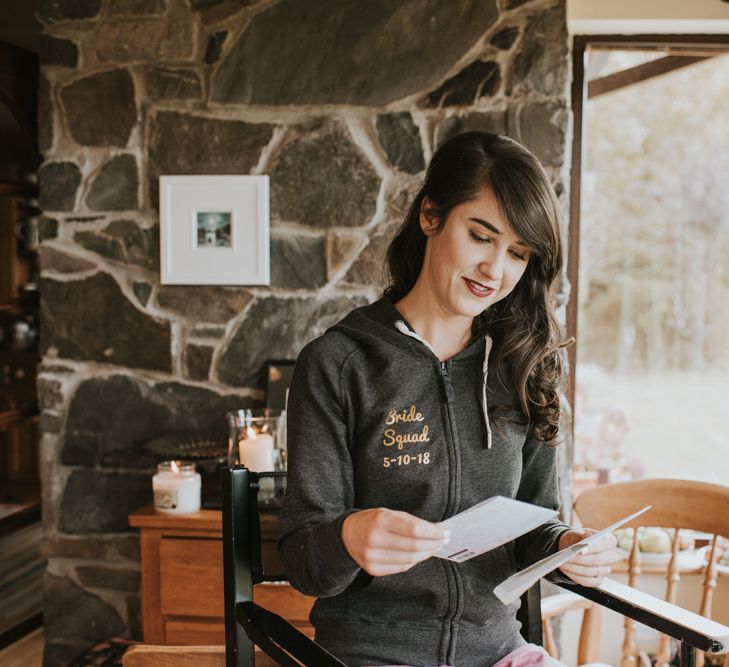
[36,0,570,663]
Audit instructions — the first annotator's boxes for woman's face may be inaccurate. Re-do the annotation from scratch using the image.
[420,187,531,319]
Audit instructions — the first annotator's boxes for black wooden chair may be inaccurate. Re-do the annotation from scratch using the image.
[222,466,729,667]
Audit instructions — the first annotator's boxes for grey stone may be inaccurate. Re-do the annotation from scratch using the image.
[127,594,142,640]
[133,281,152,306]
[60,69,137,147]
[66,215,104,223]
[376,113,424,175]
[217,295,366,386]
[156,285,252,323]
[62,374,255,468]
[204,31,227,64]
[40,411,63,434]
[270,233,327,289]
[86,155,139,211]
[38,73,53,154]
[434,111,507,148]
[269,122,379,229]
[39,216,59,241]
[59,470,151,533]
[40,273,172,371]
[190,325,226,338]
[37,377,63,411]
[110,0,166,14]
[74,220,157,270]
[491,26,520,50]
[148,111,274,204]
[39,35,78,67]
[44,573,124,648]
[186,344,214,381]
[37,0,102,24]
[90,13,194,62]
[76,566,140,592]
[41,535,140,561]
[326,233,363,281]
[38,161,81,211]
[44,641,89,667]
[506,101,566,166]
[424,60,500,107]
[145,66,202,100]
[40,245,96,273]
[511,5,567,96]
[211,0,498,106]
[344,222,399,290]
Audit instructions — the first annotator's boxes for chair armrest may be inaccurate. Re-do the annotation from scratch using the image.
[541,591,595,620]
[122,645,225,667]
[237,600,348,666]
[558,577,729,655]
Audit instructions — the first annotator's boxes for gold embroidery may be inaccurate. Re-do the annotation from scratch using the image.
[382,425,430,450]
[385,404,424,425]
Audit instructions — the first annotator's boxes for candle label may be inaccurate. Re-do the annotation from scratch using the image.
[154,487,178,510]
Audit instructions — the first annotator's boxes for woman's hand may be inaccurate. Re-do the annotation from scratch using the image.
[342,508,448,577]
[557,528,621,587]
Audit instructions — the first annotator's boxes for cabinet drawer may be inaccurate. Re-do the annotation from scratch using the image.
[159,537,223,618]
[165,619,224,645]
[254,584,315,625]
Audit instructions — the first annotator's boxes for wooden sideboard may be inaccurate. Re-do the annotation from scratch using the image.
[129,505,315,645]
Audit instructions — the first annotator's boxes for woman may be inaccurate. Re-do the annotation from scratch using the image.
[279,132,618,667]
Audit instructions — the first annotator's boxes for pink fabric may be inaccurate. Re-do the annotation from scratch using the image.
[492,643,558,667]
[367,643,565,667]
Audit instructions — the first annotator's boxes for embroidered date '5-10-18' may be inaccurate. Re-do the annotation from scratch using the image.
[382,404,432,467]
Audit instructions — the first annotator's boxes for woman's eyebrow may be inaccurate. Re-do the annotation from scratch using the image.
[469,217,528,248]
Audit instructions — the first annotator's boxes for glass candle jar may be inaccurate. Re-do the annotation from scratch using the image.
[152,460,201,514]
[227,409,286,472]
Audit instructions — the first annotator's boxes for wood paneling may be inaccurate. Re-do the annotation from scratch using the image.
[164,620,224,646]
[160,538,224,618]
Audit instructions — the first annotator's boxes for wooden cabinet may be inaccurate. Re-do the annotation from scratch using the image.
[129,505,315,646]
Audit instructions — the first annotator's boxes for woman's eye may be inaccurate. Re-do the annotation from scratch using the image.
[509,249,528,261]
[469,231,492,244]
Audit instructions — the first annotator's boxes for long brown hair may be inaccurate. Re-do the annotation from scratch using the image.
[384,132,568,444]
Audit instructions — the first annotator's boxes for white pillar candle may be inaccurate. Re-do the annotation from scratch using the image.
[152,461,201,514]
[239,431,275,472]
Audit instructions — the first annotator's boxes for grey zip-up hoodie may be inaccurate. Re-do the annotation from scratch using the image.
[279,296,570,667]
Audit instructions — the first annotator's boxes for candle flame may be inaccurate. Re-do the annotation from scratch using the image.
[170,460,179,474]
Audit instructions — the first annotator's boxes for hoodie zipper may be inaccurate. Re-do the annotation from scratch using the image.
[439,359,463,663]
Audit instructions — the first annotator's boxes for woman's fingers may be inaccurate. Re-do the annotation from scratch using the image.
[561,561,612,578]
[342,508,447,575]
[386,510,449,541]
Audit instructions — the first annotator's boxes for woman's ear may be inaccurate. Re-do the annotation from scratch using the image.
[419,196,439,236]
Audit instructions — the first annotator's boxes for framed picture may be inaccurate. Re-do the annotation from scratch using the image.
[264,359,296,411]
[159,175,270,285]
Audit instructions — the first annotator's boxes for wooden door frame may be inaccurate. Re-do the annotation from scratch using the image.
[566,34,729,434]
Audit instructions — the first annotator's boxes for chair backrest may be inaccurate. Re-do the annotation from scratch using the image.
[574,479,729,667]
[221,465,544,666]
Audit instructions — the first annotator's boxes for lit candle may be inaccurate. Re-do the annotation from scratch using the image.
[152,460,201,514]
[239,426,275,471]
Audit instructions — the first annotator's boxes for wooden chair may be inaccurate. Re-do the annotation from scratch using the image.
[124,469,729,667]
[574,479,729,667]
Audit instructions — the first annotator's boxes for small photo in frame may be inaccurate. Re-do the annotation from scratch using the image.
[196,211,232,248]
[159,175,270,285]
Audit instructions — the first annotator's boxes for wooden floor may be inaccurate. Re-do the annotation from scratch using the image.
[0,627,43,667]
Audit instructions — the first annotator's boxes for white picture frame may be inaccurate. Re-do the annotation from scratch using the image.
[159,175,270,285]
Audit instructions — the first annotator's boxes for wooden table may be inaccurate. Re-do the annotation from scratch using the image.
[129,505,315,645]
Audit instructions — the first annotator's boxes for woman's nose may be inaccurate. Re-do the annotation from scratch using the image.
[479,248,506,281]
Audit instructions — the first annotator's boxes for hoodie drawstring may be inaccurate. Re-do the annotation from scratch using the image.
[394,320,494,449]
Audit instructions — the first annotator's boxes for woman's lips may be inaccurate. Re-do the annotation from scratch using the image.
[464,277,495,298]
